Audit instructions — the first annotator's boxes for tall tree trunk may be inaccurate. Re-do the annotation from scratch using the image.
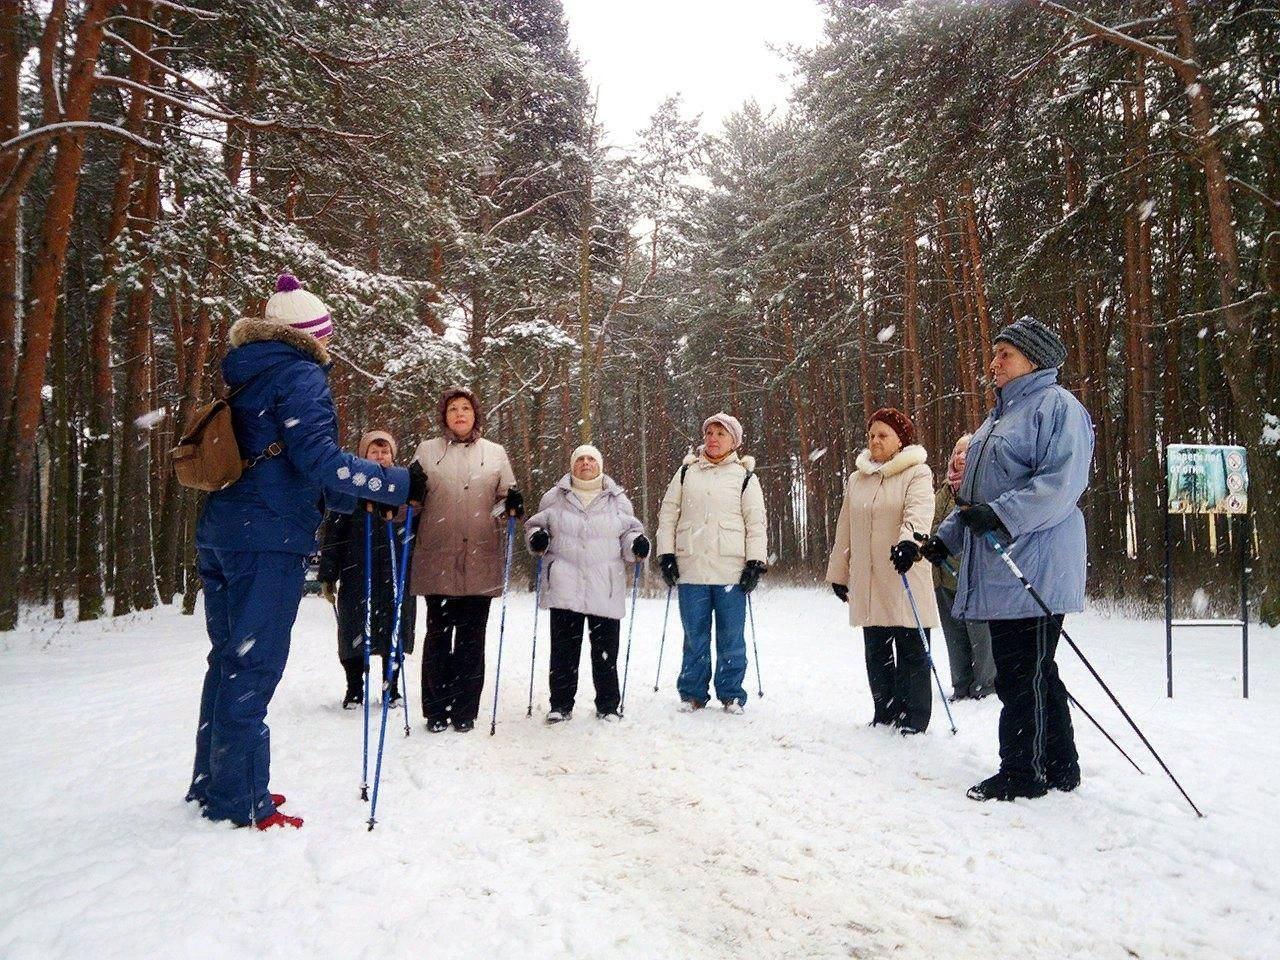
[0,0,113,631]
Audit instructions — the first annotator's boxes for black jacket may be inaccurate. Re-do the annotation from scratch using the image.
[319,507,416,661]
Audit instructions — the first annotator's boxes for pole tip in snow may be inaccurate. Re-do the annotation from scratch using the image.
[367,819,376,832]
[489,723,496,736]
[360,786,368,801]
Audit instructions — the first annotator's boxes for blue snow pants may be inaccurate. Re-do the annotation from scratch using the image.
[189,548,305,825]
[676,583,748,707]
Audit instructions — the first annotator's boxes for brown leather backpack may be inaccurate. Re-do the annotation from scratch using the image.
[170,373,282,492]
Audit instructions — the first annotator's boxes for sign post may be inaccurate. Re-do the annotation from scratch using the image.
[1164,444,1250,698]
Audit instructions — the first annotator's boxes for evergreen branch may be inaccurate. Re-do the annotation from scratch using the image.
[94,75,379,141]
[1031,0,1199,80]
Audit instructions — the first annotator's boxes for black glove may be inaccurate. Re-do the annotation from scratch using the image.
[831,583,848,603]
[504,487,524,518]
[658,554,679,588]
[632,534,651,559]
[529,529,550,554]
[959,503,1007,538]
[890,539,920,575]
[738,560,766,594]
[918,535,952,567]
[408,461,427,506]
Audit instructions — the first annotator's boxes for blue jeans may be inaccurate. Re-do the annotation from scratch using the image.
[676,583,748,706]
[190,548,305,825]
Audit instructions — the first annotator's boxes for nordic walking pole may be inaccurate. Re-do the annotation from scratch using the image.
[746,592,764,698]
[1065,690,1143,775]
[394,506,415,737]
[526,555,543,718]
[653,585,673,692]
[369,507,412,831]
[917,534,1139,770]
[980,530,1201,816]
[618,563,643,716]
[360,506,373,802]
[489,515,518,736]
[901,573,957,734]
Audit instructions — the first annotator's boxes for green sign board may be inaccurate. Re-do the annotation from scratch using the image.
[1166,444,1248,515]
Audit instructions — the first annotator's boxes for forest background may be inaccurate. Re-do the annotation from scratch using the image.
[0,0,1276,631]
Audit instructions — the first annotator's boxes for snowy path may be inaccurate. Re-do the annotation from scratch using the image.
[1,588,1276,960]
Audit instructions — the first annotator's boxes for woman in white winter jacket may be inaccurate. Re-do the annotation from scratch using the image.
[656,413,768,714]
[526,445,648,722]
[826,407,940,734]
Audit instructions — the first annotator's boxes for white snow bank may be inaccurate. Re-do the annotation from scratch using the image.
[0,590,1276,959]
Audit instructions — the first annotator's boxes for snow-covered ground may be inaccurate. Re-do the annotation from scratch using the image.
[1,587,1276,960]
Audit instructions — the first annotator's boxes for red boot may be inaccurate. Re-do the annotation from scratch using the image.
[271,793,287,806]
[256,811,303,830]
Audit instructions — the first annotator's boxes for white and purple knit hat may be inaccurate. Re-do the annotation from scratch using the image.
[265,273,333,340]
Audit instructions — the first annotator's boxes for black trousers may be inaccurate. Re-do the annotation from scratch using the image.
[990,615,1079,782]
[421,595,492,724]
[863,626,932,731]
[549,608,621,716]
[342,656,400,700]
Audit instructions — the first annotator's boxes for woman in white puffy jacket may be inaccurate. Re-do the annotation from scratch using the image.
[526,445,648,723]
[656,413,768,714]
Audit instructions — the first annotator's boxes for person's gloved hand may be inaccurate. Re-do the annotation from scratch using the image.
[831,583,848,603]
[738,560,766,594]
[918,535,952,568]
[658,554,679,588]
[959,503,1007,538]
[890,539,920,575]
[320,582,336,605]
[504,487,525,518]
[529,529,550,554]
[632,534,651,559]
[408,461,427,506]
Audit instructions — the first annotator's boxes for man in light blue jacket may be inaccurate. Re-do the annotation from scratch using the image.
[922,316,1094,803]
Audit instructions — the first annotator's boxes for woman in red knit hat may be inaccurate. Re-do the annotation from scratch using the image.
[826,408,940,734]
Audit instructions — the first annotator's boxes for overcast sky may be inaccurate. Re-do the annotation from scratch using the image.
[558,0,826,146]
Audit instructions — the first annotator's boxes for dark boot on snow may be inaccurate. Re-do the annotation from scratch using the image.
[966,771,1048,802]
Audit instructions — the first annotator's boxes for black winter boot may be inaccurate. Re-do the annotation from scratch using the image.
[966,771,1048,802]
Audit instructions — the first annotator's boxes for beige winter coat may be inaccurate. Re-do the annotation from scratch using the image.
[826,445,940,629]
[656,450,768,585]
[409,435,517,598]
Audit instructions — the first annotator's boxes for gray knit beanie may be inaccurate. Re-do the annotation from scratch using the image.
[993,316,1067,369]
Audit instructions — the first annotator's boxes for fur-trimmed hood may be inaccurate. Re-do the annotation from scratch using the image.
[855,443,927,478]
[684,449,757,473]
[229,317,330,365]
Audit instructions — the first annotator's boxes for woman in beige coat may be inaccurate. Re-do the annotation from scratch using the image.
[656,412,768,714]
[410,387,522,733]
[826,408,939,734]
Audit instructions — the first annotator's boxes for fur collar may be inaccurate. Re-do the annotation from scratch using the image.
[683,450,757,472]
[229,318,329,365]
[855,443,927,478]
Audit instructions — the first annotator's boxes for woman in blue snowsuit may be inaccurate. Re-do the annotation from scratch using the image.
[920,316,1094,803]
[185,274,423,830]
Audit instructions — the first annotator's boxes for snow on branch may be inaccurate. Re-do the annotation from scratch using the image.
[94,75,379,141]
[1,121,162,155]
[1031,0,1199,79]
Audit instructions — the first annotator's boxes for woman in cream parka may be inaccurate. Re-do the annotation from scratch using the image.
[656,413,767,714]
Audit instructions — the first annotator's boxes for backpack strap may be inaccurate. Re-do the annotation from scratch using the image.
[741,470,754,494]
[680,463,689,485]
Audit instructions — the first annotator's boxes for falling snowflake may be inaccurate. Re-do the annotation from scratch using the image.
[876,325,896,343]
[134,408,169,430]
